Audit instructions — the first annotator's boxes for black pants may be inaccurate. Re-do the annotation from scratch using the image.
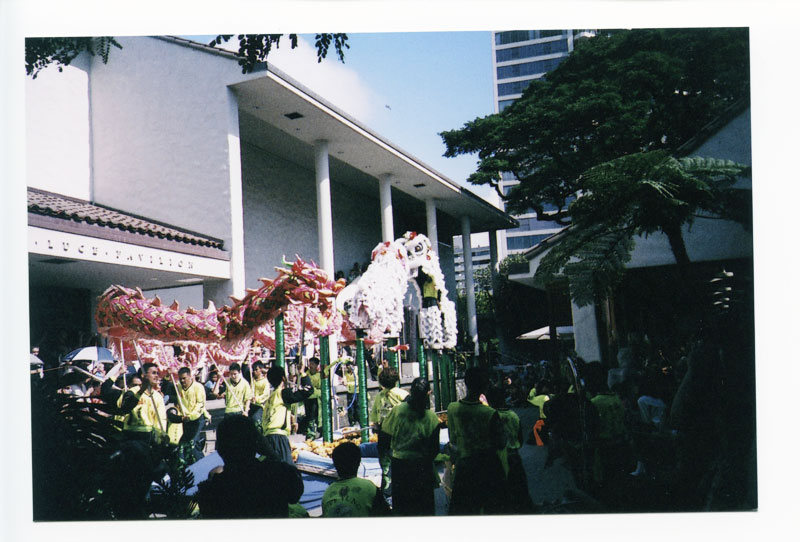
[299,399,318,437]
[179,417,206,462]
[391,457,436,516]
[263,434,293,465]
[346,393,357,426]
[450,452,508,515]
[249,405,263,431]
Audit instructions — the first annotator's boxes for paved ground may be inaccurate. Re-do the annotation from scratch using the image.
[430,405,576,515]
[200,398,576,515]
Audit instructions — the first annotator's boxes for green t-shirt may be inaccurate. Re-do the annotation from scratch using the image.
[446,399,503,461]
[527,388,550,419]
[496,408,522,451]
[381,402,440,460]
[369,386,409,426]
[322,476,379,517]
[590,392,626,440]
[309,371,322,400]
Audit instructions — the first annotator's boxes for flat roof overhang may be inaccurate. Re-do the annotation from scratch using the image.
[227,62,517,235]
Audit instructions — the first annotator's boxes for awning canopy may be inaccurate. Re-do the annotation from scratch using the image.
[516,326,574,341]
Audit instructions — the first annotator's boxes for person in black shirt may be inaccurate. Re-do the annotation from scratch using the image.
[194,415,304,518]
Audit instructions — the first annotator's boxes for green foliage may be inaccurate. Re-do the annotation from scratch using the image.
[441,28,750,220]
[25,37,122,78]
[30,377,199,520]
[533,151,750,305]
[534,225,635,306]
[211,34,349,74]
[26,34,349,79]
[150,449,198,519]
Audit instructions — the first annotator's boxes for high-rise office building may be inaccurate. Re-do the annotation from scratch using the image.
[454,29,595,292]
[491,29,595,260]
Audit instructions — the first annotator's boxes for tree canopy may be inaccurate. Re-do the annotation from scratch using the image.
[440,28,750,221]
[25,34,349,79]
[533,151,750,305]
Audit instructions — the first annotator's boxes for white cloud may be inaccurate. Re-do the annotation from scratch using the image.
[264,36,384,125]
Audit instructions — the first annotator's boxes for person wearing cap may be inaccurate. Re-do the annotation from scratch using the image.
[117,363,168,445]
[261,365,314,464]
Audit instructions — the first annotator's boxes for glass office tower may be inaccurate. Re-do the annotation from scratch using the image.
[492,30,595,260]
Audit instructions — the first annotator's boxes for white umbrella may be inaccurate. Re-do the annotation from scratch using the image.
[61,346,116,372]
[62,346,116,363]
[516,326,574,341]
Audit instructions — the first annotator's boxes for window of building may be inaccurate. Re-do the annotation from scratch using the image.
[506,233,552,251]
[498,99,515,112]
[495,39,569,63]
[497,56,567,80]
[495,30,566,46]
[501,171,517,181]
[498,79,535,97]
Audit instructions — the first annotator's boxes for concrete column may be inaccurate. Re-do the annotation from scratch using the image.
[461,216,479,357]
[315,140,335,275]
[379,174,395,242]
[489,229,508,363]
[426,199,439,248]
[571,299,602,362]
[226,88,246,299]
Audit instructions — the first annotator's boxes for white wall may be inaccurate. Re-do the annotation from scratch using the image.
[628,108,753,268]
[26,54,92,200]
[142,284,204,311]
[241,142,383,288]
[87,37,246,244]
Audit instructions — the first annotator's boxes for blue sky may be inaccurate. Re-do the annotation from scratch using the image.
[337,32,496,199]
[190,32,498,202]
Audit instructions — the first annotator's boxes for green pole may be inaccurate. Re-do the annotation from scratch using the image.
[386,337,399,370]
[319,335,333,443]
[275,312,285,369]
[418,339,427,380]
[445,350,456,402]
[440,350,451,407]
[431,350,442,412]
[355,330,370,441]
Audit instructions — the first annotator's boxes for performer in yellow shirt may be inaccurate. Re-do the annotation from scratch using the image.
[117,363,167,445]
[176,367,208,463]
[223,362,253,417]
[249,361,270,430]
[262,365,314,464]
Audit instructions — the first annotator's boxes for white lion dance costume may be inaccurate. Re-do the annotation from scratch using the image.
[402,232,458,350]
[337,231,457,350]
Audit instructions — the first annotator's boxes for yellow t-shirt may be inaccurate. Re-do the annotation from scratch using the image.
[369,386,409,426]
[253,376,271,406]
[118,386,167,435]
[322,477,379,517]
[224,377,254,414]
[177,381,206,421]
[382,402,440,460]
[262,385,291,436]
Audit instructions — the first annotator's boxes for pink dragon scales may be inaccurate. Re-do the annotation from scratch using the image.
[95,257,346,362]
